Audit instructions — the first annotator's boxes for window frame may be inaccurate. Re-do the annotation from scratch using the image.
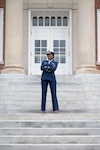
[0,8,4,64]
[97,9,100,63]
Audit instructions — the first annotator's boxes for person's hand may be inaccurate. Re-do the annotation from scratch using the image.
[48,66,50,69]
[44,66,48,69]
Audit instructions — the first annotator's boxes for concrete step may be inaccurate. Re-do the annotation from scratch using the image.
[0,121,100,146]
[0,99,100,104]
[1,90,100,97]
[0,121,100,128]
[0,135,100,144]
[0,128,100,136]
[0,104,100,113]
[1,101,99,107]
[0,74,100,83]
[0,144,100,150]
[0,113,100,121]
[0,80,100,89]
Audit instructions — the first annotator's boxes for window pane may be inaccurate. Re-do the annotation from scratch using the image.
[39,17,43,26]
[33,17,37,26]
[60,48,65,54]
[35,40,40,47]
[45,17,49,26]
[42,40,47,47]
[60,40,65,47]
[54,40,59,47]
[35,56,40,63]
[57,17,61,26]
[41,56,47,62]
[60,56,66,63]
[54,56,59,62]
[42,48,47,54]
[63,17,68,26]
[51,17,55,26]
[35,48,40,54]
[54,48,59,54]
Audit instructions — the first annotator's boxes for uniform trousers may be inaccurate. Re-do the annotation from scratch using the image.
[41,79,59,111]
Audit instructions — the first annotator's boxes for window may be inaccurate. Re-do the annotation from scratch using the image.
[35,40,47,63]
[63,17,68,26]
[53,40,66,63]
[39,17,43,26]
[32,16,68,27]
[0,8,4,63]
[45,17,49,26]
[57,17,62,26]
[33,17,37,26]
[97,10,100,63]
[51,17,55,26]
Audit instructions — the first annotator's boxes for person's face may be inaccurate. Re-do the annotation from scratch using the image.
[47,54,54,60]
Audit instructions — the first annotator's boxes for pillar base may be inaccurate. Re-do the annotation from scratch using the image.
[76,65,100,74]
[1,65,24,74]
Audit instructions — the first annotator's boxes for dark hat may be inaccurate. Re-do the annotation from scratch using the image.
[46,50,54,55]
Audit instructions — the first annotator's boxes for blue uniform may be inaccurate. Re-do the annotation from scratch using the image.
[41,60,59,111]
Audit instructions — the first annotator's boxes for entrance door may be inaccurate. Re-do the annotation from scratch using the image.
[29,10,71,75]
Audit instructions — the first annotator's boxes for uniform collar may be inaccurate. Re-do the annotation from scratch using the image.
[48,59,53,64]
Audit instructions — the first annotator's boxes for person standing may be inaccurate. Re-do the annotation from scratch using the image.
[41,50,59,113]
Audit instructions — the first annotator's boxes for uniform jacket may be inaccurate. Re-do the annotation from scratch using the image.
[41,60,58,81]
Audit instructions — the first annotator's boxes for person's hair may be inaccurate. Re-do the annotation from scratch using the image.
[51,52,54,56]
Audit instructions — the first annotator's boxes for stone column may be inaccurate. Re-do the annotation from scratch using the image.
[76,0,99,74]
[1,0,24,74]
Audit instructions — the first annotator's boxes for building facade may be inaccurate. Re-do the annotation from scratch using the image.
[0,0,100,75]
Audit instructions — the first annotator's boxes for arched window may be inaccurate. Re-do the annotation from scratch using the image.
[51,17,55,26]
[57,17,62,26]
[39,17,43,26]
[63,17,68,26]
[33,17,37,26]
[45,17,49,26]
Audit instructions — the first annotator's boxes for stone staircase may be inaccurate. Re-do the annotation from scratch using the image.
[0,74,100,150]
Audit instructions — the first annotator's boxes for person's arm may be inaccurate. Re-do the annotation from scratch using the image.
[48,61,58,72]
[41,61,48,71]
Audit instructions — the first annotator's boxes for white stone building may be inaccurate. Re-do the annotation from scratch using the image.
[0,0,100,75]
